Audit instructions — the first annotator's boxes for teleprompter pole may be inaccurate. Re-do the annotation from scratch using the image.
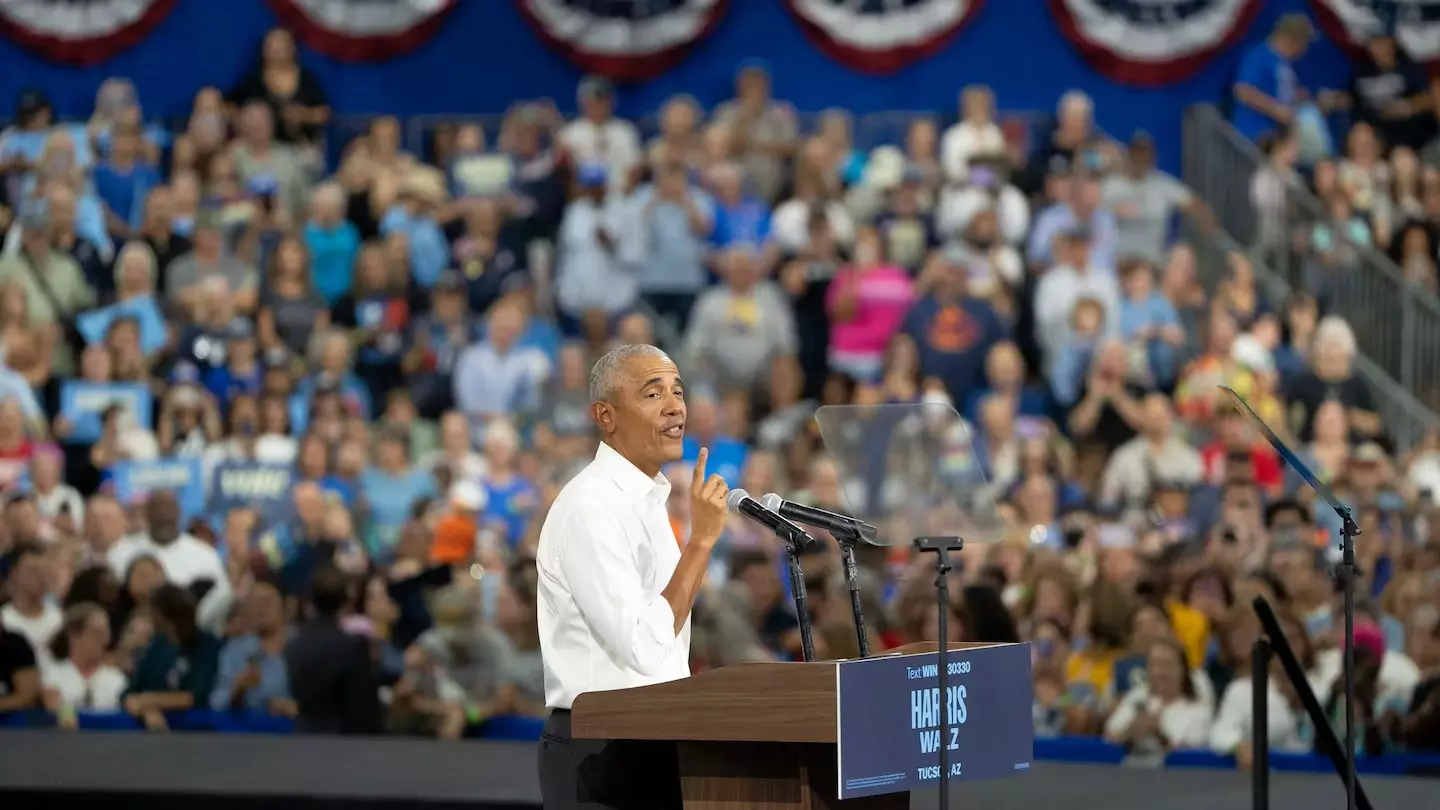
[914,536,963,810]
[1252,637,1270,810]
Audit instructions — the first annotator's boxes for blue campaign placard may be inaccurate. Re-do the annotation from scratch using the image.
[836,643,1034,800]
[58,381,154,444]
[111,457,206,521]
[208,462,294,525]
[75,295,168,356]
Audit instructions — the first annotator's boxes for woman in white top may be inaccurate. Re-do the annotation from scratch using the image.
[1105,638,1214,758]
[1209,609,1318,768]
[42,602,128,727]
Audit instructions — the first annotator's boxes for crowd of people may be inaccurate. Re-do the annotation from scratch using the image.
[0,22,1437,765]
[1239,15,1440,413]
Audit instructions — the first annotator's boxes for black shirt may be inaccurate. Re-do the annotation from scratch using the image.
[1350,53,1435,150]
[785,253,842,399]
[0,628,37,708]
[874,211,937,275]
[1068,381,1148,455]
[52,234,109,302]
[227,68,329,144]
[442,221,532,316]
[1286,370,1375,441]
[142,231,193,296]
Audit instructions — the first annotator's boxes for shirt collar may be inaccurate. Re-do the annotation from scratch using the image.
[595,441,670,505]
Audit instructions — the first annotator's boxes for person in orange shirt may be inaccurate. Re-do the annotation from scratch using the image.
[430,481,487,566]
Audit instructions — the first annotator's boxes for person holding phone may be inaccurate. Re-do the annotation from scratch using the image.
[209,581,294,717]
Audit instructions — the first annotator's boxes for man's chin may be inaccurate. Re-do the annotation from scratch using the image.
[660,434,685,461]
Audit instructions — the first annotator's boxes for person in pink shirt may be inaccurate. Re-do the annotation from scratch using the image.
[826,226,915,381]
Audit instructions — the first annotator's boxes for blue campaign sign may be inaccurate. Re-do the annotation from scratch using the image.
[836,643,1034,800]
[208,462,294,526]
[76,295,168,356]
[58,381,154,445]
[111,457,206,520]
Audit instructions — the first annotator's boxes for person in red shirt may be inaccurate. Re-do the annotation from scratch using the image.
[0,398,35,491]
[1200,406,1282,494]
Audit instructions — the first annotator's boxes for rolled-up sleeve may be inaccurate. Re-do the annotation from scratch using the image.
[557,506,677,677]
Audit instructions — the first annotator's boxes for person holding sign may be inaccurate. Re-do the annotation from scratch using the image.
[535,344,728,810]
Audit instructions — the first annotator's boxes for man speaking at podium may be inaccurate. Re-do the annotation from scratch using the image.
[535,344,729,810]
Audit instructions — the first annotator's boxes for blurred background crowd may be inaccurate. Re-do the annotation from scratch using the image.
[0,9,1437,771]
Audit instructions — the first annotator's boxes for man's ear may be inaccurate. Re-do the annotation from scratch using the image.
[592,402,615,434]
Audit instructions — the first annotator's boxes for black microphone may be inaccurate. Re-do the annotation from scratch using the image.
[758,493,879,544]
[726,489,814,551]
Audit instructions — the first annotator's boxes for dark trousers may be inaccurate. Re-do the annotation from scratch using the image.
[538,709,682,810]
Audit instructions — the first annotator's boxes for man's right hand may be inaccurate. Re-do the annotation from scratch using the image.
[236,664,263,692]
[689,448,729,548]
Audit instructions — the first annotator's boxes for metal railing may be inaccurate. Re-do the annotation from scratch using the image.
[1182,104,1440,448]
[325,109,1054,164]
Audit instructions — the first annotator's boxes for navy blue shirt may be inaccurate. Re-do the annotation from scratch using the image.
[902,296,1009,405]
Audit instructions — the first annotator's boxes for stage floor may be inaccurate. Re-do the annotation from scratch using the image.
[942,762,1425,809]
[0,729,1430,810]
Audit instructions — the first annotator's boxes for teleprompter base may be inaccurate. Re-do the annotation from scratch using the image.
[676,741,906,810]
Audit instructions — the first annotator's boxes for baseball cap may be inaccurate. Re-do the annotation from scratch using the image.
[449,480,487,512]
[1353,442,1387,465]
[578,76,614,100]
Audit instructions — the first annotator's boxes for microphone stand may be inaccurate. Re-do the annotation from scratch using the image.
[1337,506,1360,810]
[914,535,963,810]
[783,541,816,663]
[836,534,871,658]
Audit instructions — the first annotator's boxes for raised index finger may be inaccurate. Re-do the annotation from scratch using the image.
[692,447,708,492]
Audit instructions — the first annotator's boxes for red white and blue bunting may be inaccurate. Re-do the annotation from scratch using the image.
[0,0,179,65]
[782,0,985,75]
[266,0,458,62]
[1048,0,1264,86]
[518,0,729,83]
[1310,0,1440,72]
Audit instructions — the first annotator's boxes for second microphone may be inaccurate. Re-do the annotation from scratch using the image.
[726,489,815,552]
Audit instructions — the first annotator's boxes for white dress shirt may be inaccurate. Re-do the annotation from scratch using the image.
[537,442,688,709]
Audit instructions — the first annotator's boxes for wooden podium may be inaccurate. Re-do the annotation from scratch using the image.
[572,643,1020,810]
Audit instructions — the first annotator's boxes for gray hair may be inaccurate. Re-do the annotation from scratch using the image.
[589,343,671,404]
[1058,89,1093,119]
[1314,315,1357,357]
